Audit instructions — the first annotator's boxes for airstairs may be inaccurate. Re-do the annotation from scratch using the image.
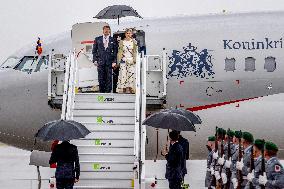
[61,51,148,189]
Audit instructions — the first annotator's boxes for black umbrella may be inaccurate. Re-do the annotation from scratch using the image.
[94,5,143,25]
[142,112,196,131]
[35,119,90,141]
[161,108,202,124]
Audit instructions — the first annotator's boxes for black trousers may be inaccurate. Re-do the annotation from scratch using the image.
[56,179,74,189]
[112,67,120,93]
[168,179,182,189]
[97,63,112,93]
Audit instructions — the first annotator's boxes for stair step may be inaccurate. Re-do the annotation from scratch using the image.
[78,146,134,154]
[75,179,133,188]
[78,153,135,162]
[71,93,137,188]
[82,123,134,132]
[74,102,135,110]
[75,93,135,103]
[80,161,134,172]
[74,116,135,125]
[73,109,135,117]
[72,139,134,147]
[85,131,135,140]
[79,171,134,180]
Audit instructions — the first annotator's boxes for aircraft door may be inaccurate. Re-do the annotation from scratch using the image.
[71,22,108,92]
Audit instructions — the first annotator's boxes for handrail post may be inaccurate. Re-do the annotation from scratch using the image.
[162,49,167,97]
[61,53,71,120]
[47,51,53,100]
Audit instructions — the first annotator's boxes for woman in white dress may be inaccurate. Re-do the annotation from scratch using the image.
[116,29,138,94]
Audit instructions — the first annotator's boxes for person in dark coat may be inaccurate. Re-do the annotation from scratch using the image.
[49,141,80,189]
[176,131,189,179]
[163,130,184,189]
[92,25,118,93]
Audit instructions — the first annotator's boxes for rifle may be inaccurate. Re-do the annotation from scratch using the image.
[217,129,225,189]
[237,130,243,189]
[261,139,265,189]
[209,126,219,188]
[206,145,212,153]
[225,129,232,189]
[249,144,255,189]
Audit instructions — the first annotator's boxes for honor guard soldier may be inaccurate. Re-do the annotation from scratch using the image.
[231,130,243,189]
[250,141,284,189]
[205,136,216,188]
[236,131,254,188]
[246,139,265,189]
[219,130,236,187]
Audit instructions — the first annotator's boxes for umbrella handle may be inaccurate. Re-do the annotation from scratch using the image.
[155,128,159,161]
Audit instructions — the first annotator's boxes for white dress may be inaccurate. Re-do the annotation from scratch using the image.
[117,39,136,93]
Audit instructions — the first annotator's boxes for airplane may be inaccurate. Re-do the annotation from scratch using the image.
[0,10,284,160]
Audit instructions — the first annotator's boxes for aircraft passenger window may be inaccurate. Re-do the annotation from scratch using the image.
[225,58,236,72]
[245,57,256,72]
[264,57,276,72]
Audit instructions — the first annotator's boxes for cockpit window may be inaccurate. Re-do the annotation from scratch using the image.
[14,56,49,74]
[0,57,19,69]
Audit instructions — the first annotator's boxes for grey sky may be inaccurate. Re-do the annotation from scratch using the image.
[1,0,284,63]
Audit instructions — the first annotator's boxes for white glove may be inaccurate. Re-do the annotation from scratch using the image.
[225,157,232,168]
[210,167,214,175]
[218,155,225,165]
[236,158,244,171]
[259,173,268,185]
[213,151,219,160]
[231,178,238,189]
[221,173,227,184]
[247,170,254,182]
[215,171,221,180]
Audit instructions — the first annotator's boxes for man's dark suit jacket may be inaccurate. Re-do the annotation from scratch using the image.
[49,141,80,180]
[179,135,189,176]
[165,142,184,180]
[92,36,117,64]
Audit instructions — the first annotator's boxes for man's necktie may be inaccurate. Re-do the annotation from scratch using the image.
[104,37,108,49]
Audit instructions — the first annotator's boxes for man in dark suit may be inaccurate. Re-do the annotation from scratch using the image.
[92,25,117,93]
[177,131,189,180]
[49,141,80,189]
[163,130,184,189]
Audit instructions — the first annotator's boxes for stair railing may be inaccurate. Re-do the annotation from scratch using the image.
[134,50,147,189]
[61,51,78,120]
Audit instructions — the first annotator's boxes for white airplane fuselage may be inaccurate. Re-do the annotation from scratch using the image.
[0,11,284,158]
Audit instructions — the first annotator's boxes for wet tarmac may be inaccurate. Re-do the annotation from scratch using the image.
[0,144,283,189]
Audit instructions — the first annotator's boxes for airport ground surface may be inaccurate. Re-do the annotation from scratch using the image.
[0,144,205,189]
[0,143,284,188]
